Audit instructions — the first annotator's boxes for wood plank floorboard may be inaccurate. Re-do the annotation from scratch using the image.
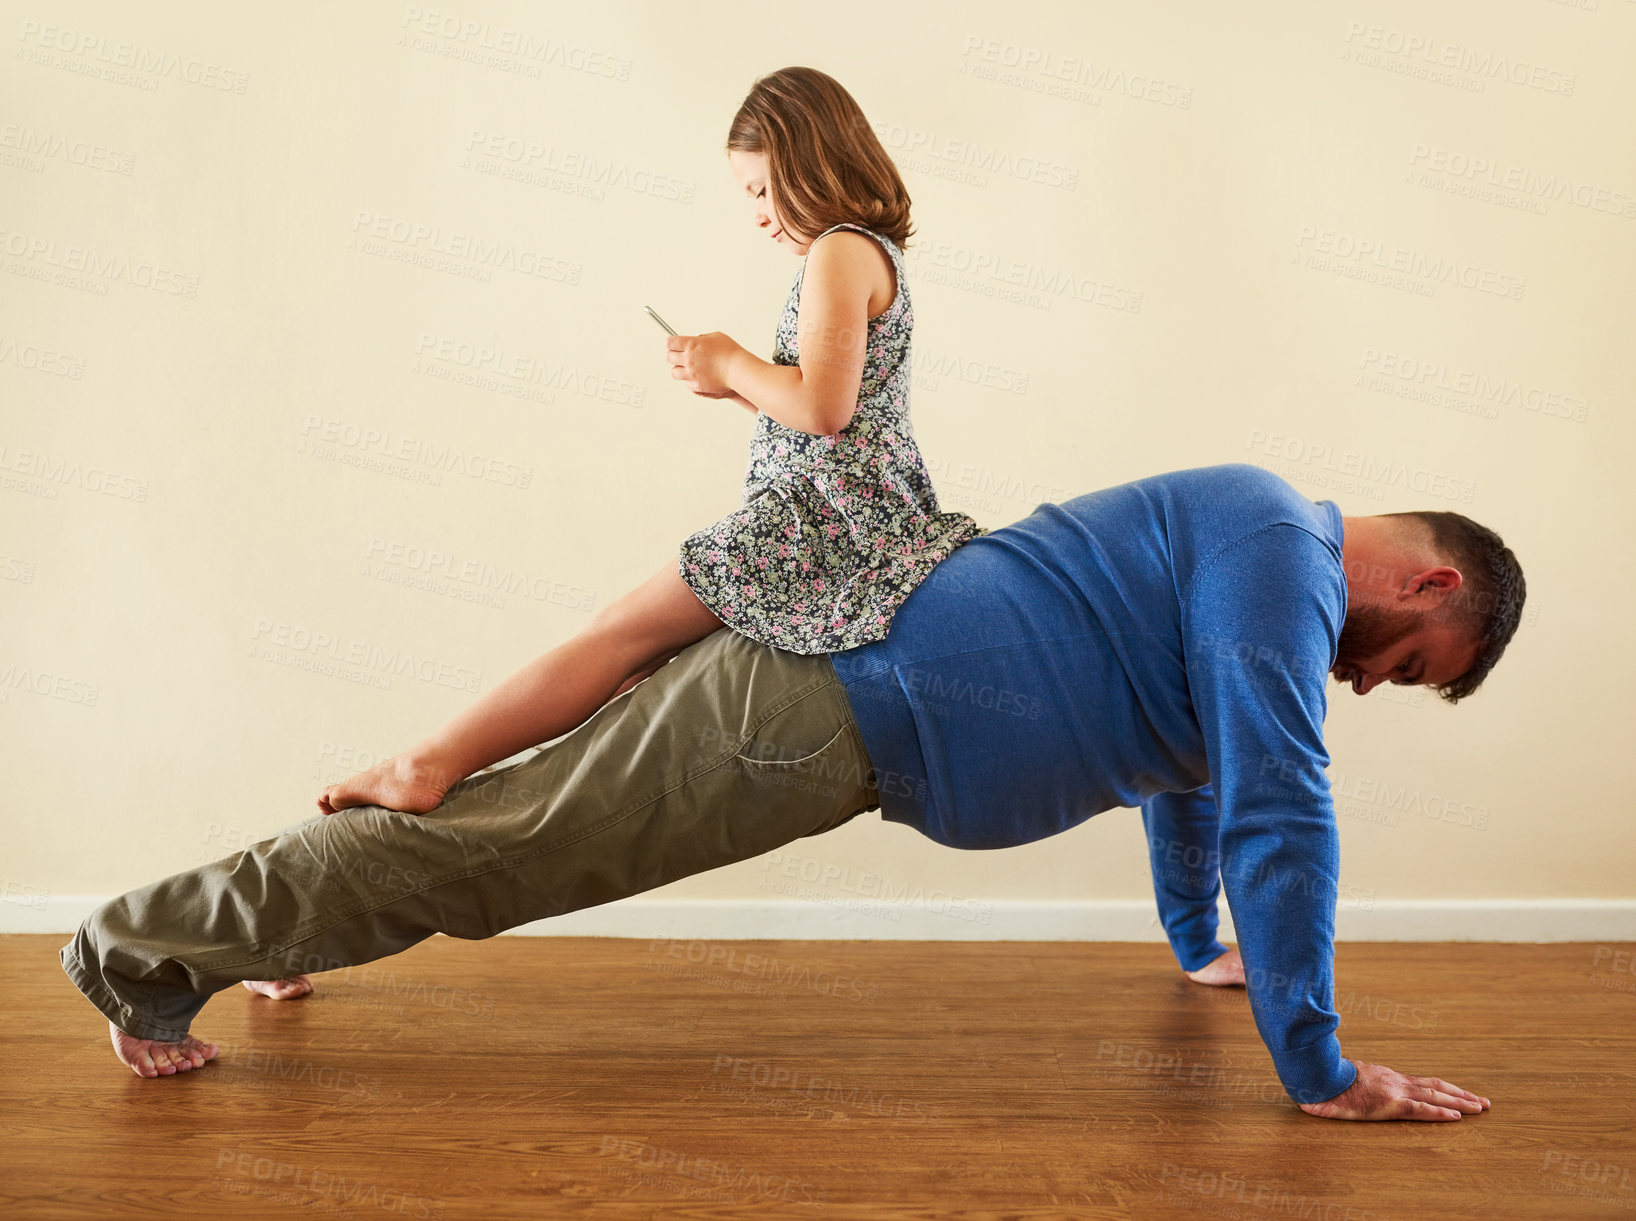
[2,936,1632,1218]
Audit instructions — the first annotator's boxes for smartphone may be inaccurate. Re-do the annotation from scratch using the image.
[643,305,678,335]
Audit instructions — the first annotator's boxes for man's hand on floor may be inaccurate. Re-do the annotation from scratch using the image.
[1185,947,1245,986]
[1298,1060,1491,1121]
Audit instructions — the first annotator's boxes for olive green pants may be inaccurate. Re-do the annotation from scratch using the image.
[61,628,881,1042]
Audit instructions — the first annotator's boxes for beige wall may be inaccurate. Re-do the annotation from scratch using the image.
[3,1,1630,922]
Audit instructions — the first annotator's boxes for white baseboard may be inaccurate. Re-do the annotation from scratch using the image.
[9,895,1635,941]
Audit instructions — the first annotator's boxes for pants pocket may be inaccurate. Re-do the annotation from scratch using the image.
[736,722,847,768]
[732,686,873,818]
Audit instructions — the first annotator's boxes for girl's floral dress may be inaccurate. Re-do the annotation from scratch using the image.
[678,222,983,654]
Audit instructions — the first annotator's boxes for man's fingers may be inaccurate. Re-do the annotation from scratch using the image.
[1436,1077,1490,1107]
[1412,1075,1490,1109]
[1424,1087,1483,1113]
[1401,1096,1462,1121]
[1399,1077,1475,1119]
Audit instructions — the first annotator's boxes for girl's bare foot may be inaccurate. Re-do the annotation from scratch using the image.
[317,753,455,815]
[108,1021,219,1078]
[242,975,313,1000]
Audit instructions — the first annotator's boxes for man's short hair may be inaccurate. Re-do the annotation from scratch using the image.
[1384,510,1526,703]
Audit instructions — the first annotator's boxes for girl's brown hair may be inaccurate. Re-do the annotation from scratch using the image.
[727,66,914,250]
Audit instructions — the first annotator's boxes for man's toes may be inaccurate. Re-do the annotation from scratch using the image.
[244,976,313,1000]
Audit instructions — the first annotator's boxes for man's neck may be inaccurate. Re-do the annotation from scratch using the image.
[1338,516,1424,602]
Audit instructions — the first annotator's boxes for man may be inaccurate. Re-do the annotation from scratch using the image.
[63,463,1524,1122]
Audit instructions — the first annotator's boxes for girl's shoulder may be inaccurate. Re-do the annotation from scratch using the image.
[810,221,901,258]
[802,224,906,322]
[804,222,906,290]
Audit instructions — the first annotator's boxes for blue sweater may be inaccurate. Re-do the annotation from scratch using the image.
[829,464,1358,1105]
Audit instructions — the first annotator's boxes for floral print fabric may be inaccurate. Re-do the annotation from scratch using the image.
[678,222,983,654]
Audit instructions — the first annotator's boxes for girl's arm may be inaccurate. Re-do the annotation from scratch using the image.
[695,389,758,414]
[666,231,877,435]
[727,232,875,434]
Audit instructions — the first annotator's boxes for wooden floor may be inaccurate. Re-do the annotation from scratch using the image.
[3,935,1634,1219]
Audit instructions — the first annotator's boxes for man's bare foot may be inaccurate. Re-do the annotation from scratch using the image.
[1186,947,1246,986]
[108,1020,219,1078]
[242,975,313,1000]
[318,753,456,815]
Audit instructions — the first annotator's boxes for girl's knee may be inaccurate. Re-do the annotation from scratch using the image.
[589,580,708,659]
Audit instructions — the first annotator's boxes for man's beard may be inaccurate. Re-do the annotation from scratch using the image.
[1333,604,1422,677]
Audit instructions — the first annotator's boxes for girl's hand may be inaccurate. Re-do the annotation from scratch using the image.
[666,332,743,396]
[694,388,757,413]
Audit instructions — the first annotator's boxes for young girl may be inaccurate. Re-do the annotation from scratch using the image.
[318,65,982,818]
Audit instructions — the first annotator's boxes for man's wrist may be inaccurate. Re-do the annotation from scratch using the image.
[1274,1039,1356,1105]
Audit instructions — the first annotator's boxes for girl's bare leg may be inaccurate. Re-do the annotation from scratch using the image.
[608,643,687,699]
[317,562,723,815]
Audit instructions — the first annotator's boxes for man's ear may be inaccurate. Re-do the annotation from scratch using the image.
[1400,565,1463,604]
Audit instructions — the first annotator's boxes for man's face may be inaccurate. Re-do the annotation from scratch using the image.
[1331,603,1481,696]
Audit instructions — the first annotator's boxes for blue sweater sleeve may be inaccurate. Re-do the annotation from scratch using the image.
[1140,786,1230,972]
[1183,525,1358,1106]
